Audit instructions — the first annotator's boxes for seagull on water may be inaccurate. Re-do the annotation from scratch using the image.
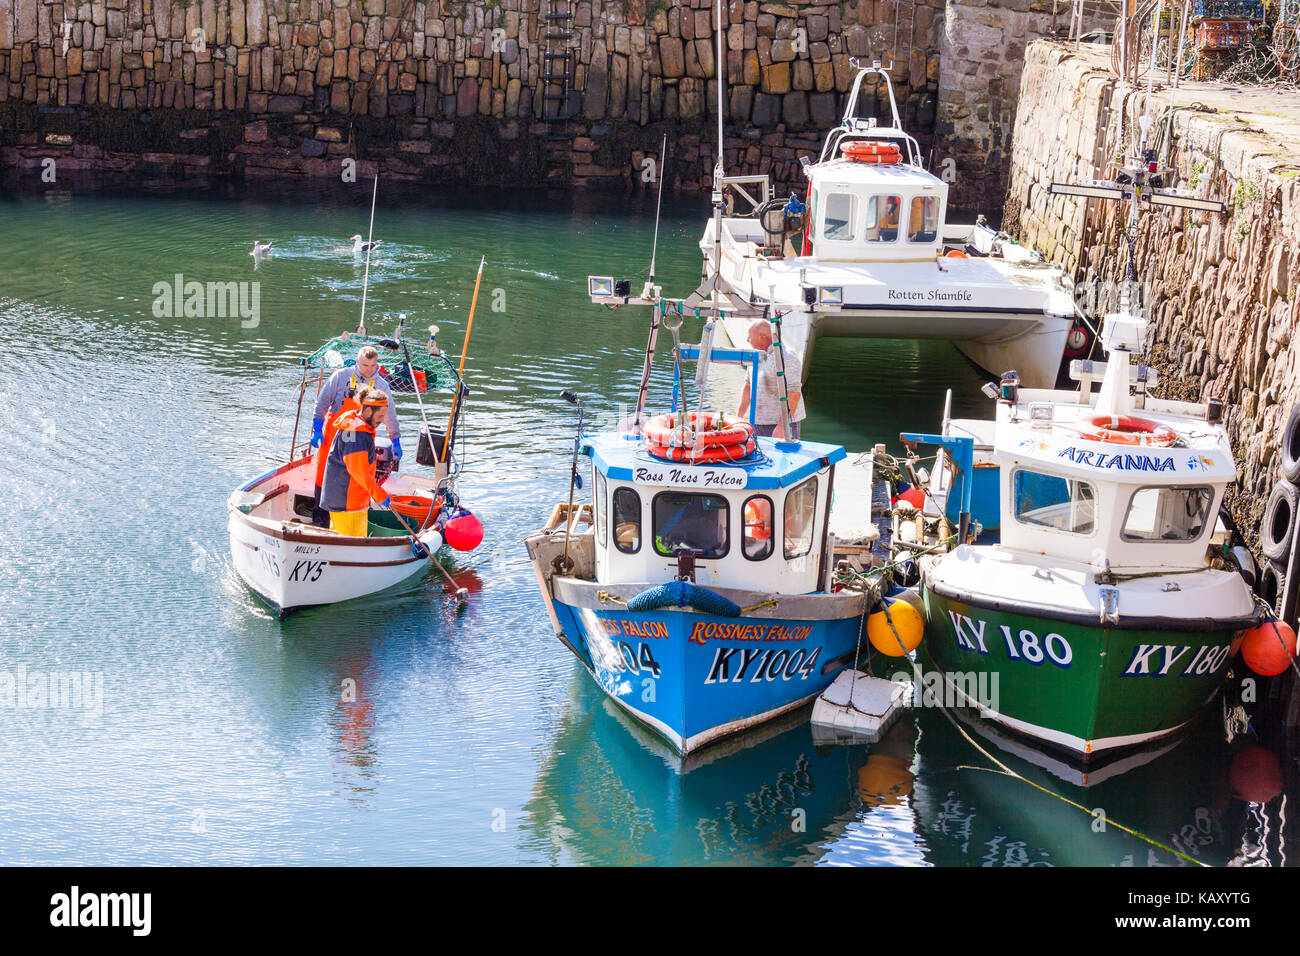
[250,240,273,256]
[350,235,379,255]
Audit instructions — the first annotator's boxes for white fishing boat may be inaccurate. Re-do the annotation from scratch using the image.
[524,308,901,755]
[228,450,448,616]
[691,61,1080,390]
[895,110,1270,765]
[229,314,482,618]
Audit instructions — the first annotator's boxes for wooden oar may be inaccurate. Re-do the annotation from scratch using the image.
[383,503,468,602]
[440,256,485,463]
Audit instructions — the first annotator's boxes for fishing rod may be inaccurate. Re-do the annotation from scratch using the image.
[440,256,485,463]
[357,173,379,335]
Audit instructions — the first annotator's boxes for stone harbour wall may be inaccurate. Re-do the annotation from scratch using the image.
[0,0,954,192]
[1007,40,1300,546]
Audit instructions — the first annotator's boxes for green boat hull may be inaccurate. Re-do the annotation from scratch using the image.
[920,583,1247,762]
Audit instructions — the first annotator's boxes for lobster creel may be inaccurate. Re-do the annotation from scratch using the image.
[841,140,901,164]
[643,411,757,463]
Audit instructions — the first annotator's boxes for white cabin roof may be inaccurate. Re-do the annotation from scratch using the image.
[810,158,944,192]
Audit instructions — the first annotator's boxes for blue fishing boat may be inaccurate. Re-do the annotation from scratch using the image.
[526,309,888,755]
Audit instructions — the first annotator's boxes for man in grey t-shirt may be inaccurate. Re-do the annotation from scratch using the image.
[738,319,805,440]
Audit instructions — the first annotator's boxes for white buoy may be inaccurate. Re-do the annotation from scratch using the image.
[810,670,911,745]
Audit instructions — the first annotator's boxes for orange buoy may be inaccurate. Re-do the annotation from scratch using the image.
[1240,620,1297,677]
[857,753,914,807]
[1229,746,1284,804]
[1079,414,1177,447]
[945,250,968,258]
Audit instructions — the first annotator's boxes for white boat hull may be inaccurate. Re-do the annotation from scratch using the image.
[705,221,1075,388]
[227,456,443,617]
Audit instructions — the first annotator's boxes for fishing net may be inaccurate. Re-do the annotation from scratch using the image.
[304,333,456,393]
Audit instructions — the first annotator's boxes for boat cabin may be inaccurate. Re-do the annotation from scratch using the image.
[580,432,846,594]
[992,401,1236,572]
[807,161,948,262]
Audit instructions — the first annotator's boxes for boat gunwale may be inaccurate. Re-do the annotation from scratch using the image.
[924,576,1262,633]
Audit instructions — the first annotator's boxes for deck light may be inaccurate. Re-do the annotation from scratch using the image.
[614,279,632,297]
[998,370,1020,403]
[589,276,615,297]
[1206,400,1223,425]
[819,286,843,306]
[1029,402,1054,428]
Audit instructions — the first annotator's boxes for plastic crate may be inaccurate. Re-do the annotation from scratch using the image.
[1191,0,1263,19]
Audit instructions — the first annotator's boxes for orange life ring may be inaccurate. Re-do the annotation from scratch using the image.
[945,250,968,258]
[841,140,901,164]
[744,502,772,540]
[643,411,754,450]
[390,494,442,529]
[645,436,757,463]
[1080,414,1177,447]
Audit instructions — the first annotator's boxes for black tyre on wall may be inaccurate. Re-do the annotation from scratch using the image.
[1282,404,1300,484]
[1258,558,1287,615]
[1261,480,1299,562]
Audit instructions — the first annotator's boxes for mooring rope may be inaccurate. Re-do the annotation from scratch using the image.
[596,590,778,615]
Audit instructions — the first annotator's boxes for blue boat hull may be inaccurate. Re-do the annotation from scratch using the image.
[553,600,866,754]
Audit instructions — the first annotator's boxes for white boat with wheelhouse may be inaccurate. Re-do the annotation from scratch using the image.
[525,325,891,755]
[692,61,1079,390]
[228,319,476,617]
[901,310,1262,763]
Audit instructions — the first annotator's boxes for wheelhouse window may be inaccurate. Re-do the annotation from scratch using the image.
[653,492,730,559]
[908,196,940,242]
[612,487,642,554]
[594,470,607,546]
[742,495,774,561]
[784,477,818,559]
[1122,486,1214,542]
[865,195,902,242]
[822,192,858,241]
[1013,469,1096,534]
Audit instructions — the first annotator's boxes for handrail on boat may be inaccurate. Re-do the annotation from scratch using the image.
[817,61,923,168]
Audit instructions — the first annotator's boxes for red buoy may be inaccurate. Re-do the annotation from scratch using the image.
[441,507,484,552]
[1240,620,1297,677]
[898,486,926,510]
[1229,746,1284,804]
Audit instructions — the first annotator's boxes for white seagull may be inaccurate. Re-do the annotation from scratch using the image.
[250,240,273,256]
[350,234,379,255]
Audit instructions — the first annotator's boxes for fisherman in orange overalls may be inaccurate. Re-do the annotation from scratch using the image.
[319,386,393,537]
[309,345,400,526]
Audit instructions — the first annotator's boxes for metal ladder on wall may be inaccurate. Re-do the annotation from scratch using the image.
[541,0,578,180]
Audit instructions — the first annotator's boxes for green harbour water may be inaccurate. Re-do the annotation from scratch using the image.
[0,179,1292,865]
